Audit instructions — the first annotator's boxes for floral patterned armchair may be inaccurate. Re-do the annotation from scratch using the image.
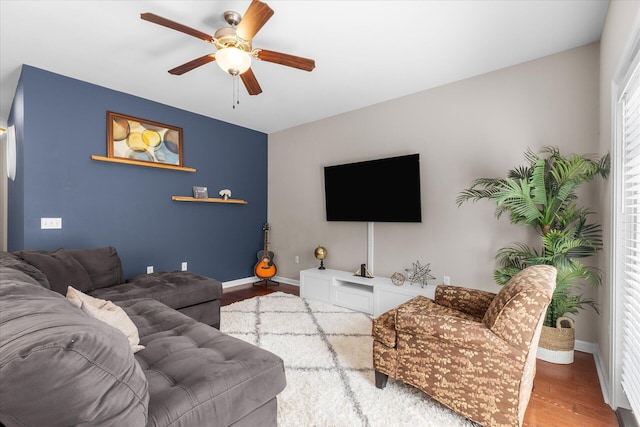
[372,265,556,427]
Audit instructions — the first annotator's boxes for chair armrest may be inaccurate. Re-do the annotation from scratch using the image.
[395,304,522,359]
[434,285,496,320]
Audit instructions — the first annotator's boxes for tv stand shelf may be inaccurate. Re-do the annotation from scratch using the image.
[300,268,435,316]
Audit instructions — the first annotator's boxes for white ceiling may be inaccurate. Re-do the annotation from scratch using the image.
[0,1,609,134]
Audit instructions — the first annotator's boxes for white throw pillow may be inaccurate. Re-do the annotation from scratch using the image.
[66,286,145,353]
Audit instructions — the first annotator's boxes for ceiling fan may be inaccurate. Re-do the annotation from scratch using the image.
[141,0,315,98]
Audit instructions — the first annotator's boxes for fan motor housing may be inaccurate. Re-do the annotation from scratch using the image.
[223,10,241,27]
[214,27,251,52]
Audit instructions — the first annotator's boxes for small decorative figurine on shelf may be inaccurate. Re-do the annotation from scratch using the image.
[354,263,373,278]
[192,186,208,199]
[405,261,436,288]
[391,272,406,286]
[314,246,327,270]
[219,189,232,200]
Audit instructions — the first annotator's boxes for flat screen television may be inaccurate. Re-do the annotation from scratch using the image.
[324,154,422,222]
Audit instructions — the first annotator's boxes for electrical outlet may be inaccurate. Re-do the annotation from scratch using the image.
[294,256,299,264]
[41,218,62,229]
[443,275,451,285]
[147,266,154,274]
[181,262,188,271]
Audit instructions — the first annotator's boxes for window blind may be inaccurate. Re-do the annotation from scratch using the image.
[621,65,640,418]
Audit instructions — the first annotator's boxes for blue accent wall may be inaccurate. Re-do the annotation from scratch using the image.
[8,65,268,281]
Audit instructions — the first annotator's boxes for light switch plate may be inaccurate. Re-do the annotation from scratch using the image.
[41,218,62,229]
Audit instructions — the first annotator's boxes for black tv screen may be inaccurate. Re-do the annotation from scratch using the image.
[324,154,422,222]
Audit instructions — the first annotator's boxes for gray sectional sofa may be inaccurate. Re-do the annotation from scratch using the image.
[0,248,287,426]
[11,246,223,328]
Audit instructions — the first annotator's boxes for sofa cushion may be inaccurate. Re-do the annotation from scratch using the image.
[91,271,223,310]
[67,286,144,352]
[0,268,149,426]
[17,248,92,294]
[118,298,286,427]
[0,251,50,289]
[67,246,124,289]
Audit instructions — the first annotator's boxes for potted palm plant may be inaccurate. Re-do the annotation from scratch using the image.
[457,146,609,363]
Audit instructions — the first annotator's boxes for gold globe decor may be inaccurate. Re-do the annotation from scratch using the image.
[314,246,327,270]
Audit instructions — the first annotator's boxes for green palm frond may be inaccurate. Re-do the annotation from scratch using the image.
[458,146,609,323]
[495,178,543,225]
[524,146,543,165]
[530,159,548,206]
[599,153,611,179]
[555,263,602,289]
[538,146,562,158]
[546,293,600,326]
[456,188,498,206]
[571,214,603,246]
[455,177,505,206]
[496,242,540,260]
[470,177,509,188]
[494,267,522,285]
[508,165,532,180]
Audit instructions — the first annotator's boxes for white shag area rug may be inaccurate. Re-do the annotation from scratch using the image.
[221,292,477,427]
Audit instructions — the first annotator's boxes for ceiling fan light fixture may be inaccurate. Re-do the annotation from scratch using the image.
[141,1,313,101]
[216,47,252,75]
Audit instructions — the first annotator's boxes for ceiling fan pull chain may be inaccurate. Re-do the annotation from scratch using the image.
[232,73,239,109]
[231,73,242,109]
[236,73,240,107]
[232,74,236,109]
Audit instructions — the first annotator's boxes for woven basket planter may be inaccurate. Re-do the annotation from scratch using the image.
[537,317,575,364]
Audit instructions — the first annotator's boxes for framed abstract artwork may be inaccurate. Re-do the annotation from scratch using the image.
[107,111,183,168]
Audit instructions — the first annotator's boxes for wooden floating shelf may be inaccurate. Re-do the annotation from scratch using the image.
[172,196,248,205]
[92,155,196,172]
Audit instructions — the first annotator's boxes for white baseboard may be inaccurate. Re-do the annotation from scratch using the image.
[222,276,300,289]
[575,339,598,353]
[221,276,258,289]
[273,276,300,286]
[575,340,611,405]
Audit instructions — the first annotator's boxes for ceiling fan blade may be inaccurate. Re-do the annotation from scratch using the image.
[241,68,263,95]
[256,49,315,72]
[141,12,214,43]
[169,54,216,75]
[235,0,274,41]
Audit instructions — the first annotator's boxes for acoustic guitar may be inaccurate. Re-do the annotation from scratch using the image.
[255,223,277,279]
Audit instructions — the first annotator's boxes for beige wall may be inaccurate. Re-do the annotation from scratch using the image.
[269,43,601,342]
[598,0,640,407]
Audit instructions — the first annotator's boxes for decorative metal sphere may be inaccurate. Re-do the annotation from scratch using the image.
[314,246,327,260]
[391,272,406,286]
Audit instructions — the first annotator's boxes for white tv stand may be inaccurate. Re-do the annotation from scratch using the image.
[300,268,436,316]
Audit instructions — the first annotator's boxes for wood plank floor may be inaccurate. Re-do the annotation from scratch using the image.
[222,282,618,427]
